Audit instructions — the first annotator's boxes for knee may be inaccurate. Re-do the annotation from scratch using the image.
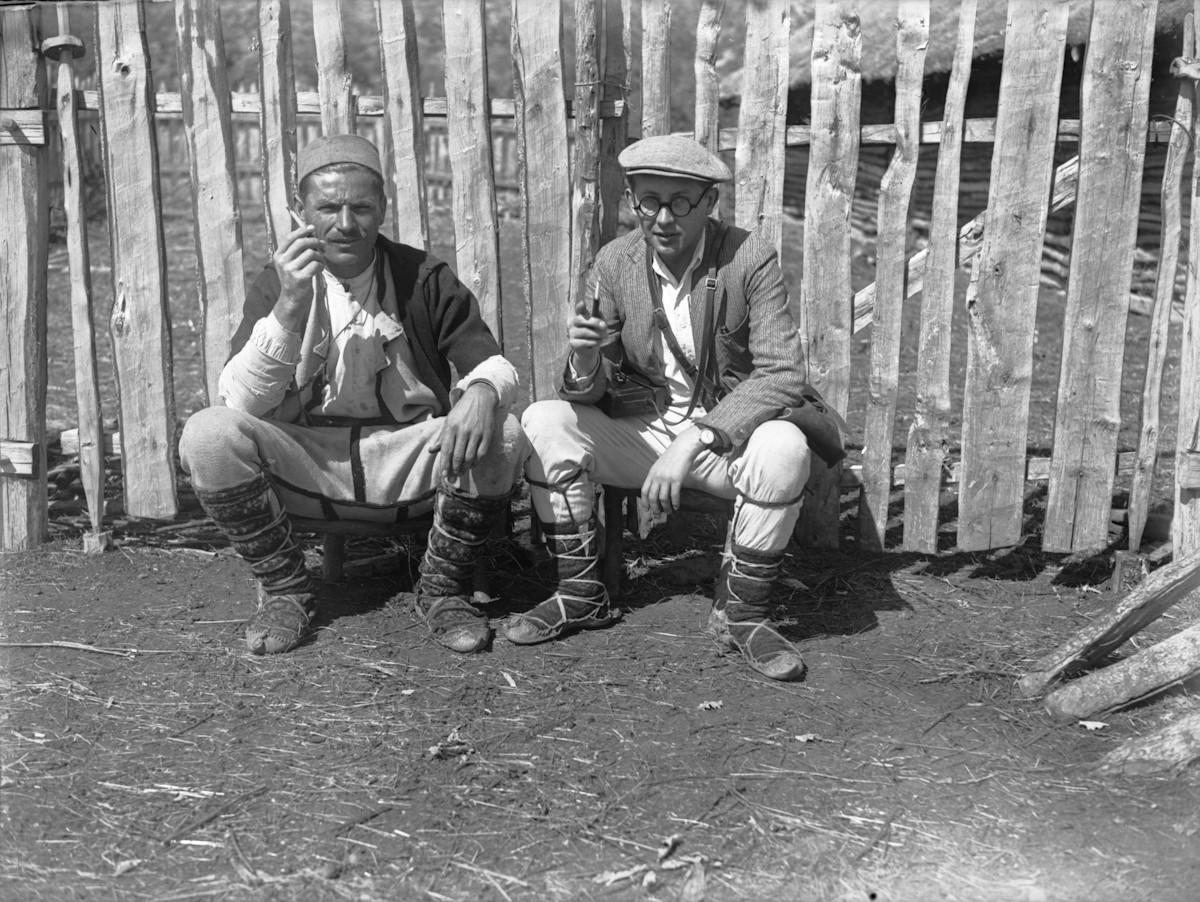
[521,400,575,449]
[496,413,529,465]
[738,421,811,498]
[178,406,252,474]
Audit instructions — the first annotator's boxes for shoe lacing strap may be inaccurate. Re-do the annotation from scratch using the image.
[419,594,485,628]
[255,593,314,628]
[720,548,774,606]
[240,509,310,589]
[235,507,291,556]
[526,466,592,528]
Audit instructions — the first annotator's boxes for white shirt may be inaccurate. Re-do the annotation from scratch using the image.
[650,232,706,408]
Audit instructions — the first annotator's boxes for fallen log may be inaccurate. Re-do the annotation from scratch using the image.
[1017,549,1200,697]
[1097,709,1200,775]
[1043,621,1200,723]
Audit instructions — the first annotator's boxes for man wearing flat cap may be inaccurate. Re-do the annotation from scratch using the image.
[180,133,527,655]
[510,135,844,681]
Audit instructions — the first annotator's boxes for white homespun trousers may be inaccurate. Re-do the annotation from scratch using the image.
[522,238,811,553]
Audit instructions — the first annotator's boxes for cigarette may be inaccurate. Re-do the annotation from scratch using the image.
[288,208,307,229]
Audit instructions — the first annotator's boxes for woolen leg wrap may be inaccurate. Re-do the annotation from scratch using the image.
[715,543,783,622]
[543,520,605,604]
[417,485,508,599]
[195,474,312,596]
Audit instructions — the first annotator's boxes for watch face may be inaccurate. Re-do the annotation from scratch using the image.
[700,429,715,446]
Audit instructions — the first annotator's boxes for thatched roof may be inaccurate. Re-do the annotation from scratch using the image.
[782,0,1194,87]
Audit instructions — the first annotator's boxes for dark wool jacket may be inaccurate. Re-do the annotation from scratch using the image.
[561,219,845,464]
[225,234,503,423]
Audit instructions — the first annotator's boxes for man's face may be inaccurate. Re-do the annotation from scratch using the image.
[297,166,386,280]
[626,174,715,272]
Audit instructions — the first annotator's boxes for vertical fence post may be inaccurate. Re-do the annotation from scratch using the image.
[795,1,860,550]
[0,3,49,550]
[599,0,629,243]
[734,0,788,255]
[693,0,723,155]
[313,0,354,135]
[573,0,603,306]
[96,0,178,520]
[903,0,977,553]
[442,0,502,341]
[376,0,429,249]
[1175,1,1200,556]
[175,0,245,407]
[258,0,298,254]
[514,0,572,403]
[1044,0,1158,553]
[641,0,669,137]
[858,0,928,551]
[622,0,642,141]
[957,0,1068,552]
[1130,14,1194,552]
[46,6,110,552]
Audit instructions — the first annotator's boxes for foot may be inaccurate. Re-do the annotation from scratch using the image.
[417,594,492,653]
[504,593,622,645]
[706,607,805,681]
[245,593,315,655]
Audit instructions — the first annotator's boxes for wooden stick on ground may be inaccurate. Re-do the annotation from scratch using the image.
[1097,709,1200,775]
[1017,548,1200,697]
[1043,621,1200,723]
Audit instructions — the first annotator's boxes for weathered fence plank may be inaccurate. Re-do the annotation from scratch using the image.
[573,0,603,306]
[376,0,428,249]
[621,0,642,140]
[514,0,572,403]
[1044,0,1158,552]
[1175,0,1200,556]
[174,0,245,406]
[735,0,788,254]
[957,0,1068,551]
[693,0,723,155]
[96,0,178,520]
[859,0,927,551]
[257,0,297,253]
[599,0,629,244]
[48,6,107,551]
[442,0,501,341]
[1130,21,1195,552]
[795,0,860,549]
[641,0,669,137]
[0,4,48,551]
[903,0,977,553]
[313,0,354,135]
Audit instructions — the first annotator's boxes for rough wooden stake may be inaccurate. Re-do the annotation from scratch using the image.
[1043,621,1200,723]
[1018,548,1200,697]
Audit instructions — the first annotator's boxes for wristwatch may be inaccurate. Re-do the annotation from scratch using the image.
[698,427,723,451]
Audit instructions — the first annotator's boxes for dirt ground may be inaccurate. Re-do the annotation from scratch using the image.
[4,212,1200,900]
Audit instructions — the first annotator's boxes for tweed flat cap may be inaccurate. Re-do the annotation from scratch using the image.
[297,133,383,183]
[618,135,731,182]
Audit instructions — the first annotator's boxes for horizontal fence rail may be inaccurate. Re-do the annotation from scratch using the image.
[3,0,1198,564]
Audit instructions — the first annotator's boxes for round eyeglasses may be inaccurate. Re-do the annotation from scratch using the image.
[631,191,709,219]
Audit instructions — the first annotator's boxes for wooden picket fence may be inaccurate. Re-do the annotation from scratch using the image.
[3,0,1199,562]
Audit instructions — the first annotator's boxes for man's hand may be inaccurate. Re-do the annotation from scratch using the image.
[272,219,326,332]
[641,427,705,516]
[567,289,616,375]
[429,382,499,480]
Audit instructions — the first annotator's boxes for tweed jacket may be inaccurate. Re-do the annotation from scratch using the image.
[560,219,842,459]
[221,234,507,424]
